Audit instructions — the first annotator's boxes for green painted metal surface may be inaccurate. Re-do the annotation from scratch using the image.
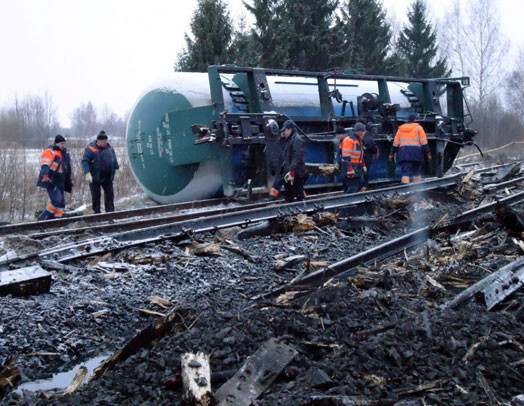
[127,90,219,199]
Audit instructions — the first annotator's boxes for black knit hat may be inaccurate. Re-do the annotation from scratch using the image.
[353,122,366,132]
[54,134,66,144]
[97,130,108,140]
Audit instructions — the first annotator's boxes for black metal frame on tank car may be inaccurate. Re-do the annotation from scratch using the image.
[191,66,476,195]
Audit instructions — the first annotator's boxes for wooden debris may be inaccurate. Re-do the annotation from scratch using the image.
[284,214,315,232]
[89,300,110,306]
[89,252,112,266]
[186,242,221,256]
[181,353,212,405]
[221,240,256,262]
[309,395,376,405]
[148,295,171,309]
[25,352,61,357]
[432,212,449,229]
[426,275,446,291]
[463,335,489,363]
[393,379,445,395]
[317,164,339,176]
[273,255,305,272]
[477,372,500,406]
[137,308,167,317]
[91,309,110,318]
[92,307,192,380]
[215,338,297,406]
[0,265,51,297]
[92,261,135,272]
[0,356,20,398]
[462,169,476,184]
[313,212,338,226]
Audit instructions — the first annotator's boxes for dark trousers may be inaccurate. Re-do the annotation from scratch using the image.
[90,181,114,213]
[341,162,365,194]
[38,186,65,221]
[283,175,307,202]
[400,162,423,183]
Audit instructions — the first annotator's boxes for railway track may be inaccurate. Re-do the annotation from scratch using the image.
[0,171,469,270]
[0,162,521,272]
[0,163,517,238]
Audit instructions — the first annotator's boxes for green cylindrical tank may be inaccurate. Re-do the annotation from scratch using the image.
[126,73,224,203]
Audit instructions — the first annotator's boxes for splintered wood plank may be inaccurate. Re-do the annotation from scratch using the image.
[215,338,297,406]
[181,353,211,405]
[92,307,192,380]
[0,265,51,297]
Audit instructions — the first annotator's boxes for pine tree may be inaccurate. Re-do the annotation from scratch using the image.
[244,0,342,71]
[278,0,340,71]
[340,0,393,74]
[229,14,260,67]
[244,0,289,69]
[395,0,449,78]
[175,0,233,72]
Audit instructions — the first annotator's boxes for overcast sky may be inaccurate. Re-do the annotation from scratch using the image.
[1,0,522,127]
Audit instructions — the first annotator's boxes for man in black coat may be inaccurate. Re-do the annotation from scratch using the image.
[269,120,307,202]
[82,130,120,213]
[353,122,378,191]
[36,134,73,220]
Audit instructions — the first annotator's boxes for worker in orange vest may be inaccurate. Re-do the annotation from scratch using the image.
[335,126,366,194]
[389,114,432,183]
[36,135,73,220]
[353,122,378,192]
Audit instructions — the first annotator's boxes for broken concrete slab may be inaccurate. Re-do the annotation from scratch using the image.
[214,338,297,406]
[0,265,51,297]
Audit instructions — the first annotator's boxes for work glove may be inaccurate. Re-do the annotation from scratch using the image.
[346,165,355,178]
[426,152,432,161]
[41,174,50,182]
[388,153,395,162]
[85,173,93,183]
[363,165,368,174]
[114,169,120,179]
[284,171,295,185]
[334,163,341,172]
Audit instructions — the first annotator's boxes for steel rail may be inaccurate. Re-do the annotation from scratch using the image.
[0,164,513,237]
[113,172,463,243]
[0,173,462,270]
[0,196,231,236]
[0,164,514,237]
[258,187,524,301]
[483,176,524,194]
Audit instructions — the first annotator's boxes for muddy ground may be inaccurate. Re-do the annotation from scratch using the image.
[1,176,524,405]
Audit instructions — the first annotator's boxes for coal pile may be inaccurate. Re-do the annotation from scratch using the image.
[2,177,524,405]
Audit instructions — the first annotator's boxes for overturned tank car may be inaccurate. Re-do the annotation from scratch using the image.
[126,66,475,203]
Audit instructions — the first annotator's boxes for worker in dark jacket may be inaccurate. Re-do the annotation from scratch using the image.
[82,130,120,213]
[37,134,73,221]
[336,126,366,193]
[269,120,307,202]
[353,122,378,191]
[389,114,431,183]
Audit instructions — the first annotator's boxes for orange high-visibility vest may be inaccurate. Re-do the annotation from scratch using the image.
[40,149,63,173]
[340,136,363,165]
[393,123,428,148]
